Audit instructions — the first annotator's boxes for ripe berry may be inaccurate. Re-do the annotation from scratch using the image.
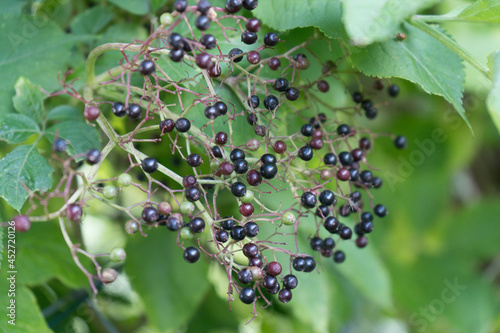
[175,118,191,132]
[85,149,101,165]
[229,148,245,162]
[361,212,373,222]
[247,51,261,64]
[215,229,229,242]
[319,190,335,206]
[230,225,245,240]
[243,0,258,10]
[263,95,279,110]
[262,275,278,290]
[322,237,335,250]
[359,137,371,150]
[246,169,262,186]
[356,235,369,248]
[350,191,362,202]
[301,192,317,208]
[333,250,346,263]
[249,255,263,268]
[228,48,243,62]
[323,153,337,166]
[268,57,281,70]
[239,287,256,304]
[294,54,310,70]
[303,257,316,272]
[248,95,260,108]
[126,104,142,119]
[324,216,340,233]
[317,80,329,92]
[142,157,158,173]
[160,119,175,133]
[243,243,259,258]
[13,215,31,232]
[338,152,353,166]
[195,15,210,30]
[339,226,352,240]
[183,246,200,263]
[183,38,194,53]
[361,99,373,111]
[185,186,201,202]
[183,175,197,188]
[67,204,82,222]
[292,257,306,271]
[200,34,216,50]
[247,113,258,125]
[374,204,388,217]
[316,205,330,218]
[337,168,350,181]
[394,135,407,149]
[112,102,126,117]
[310,138,323,150]
[264,32,279,46]
[84,106,100,121]
[241,30,258,44]
[169,48,184,62]
[204,105,219,120]
[273,78,289,92]
[238,269,253,284]
[246,18,260,32]
[365,106,378,119]
[283,275,298,290]
[260,153,276,164]
[361,221,374,233]
[301,124,314,137]
[372,177,383,188]
[142,207,159,223]
[352,92,363,103]
[52,138,67,152]
[221,218,236,230]
[196,53,213,69]
[215,131,228,145]
[310,237,323,251]
[239,202,254,216]
[231,182,247,197]
[186,153,202,167]
[208,64,221,77]
[168,33,185,49]
[388,84,400,97]
[243,221,259,237]
[298,145,313,161]
[197,0,211,14]
[225,0,242,13]
[233,159,249,174]
[273,140,286,154]
[188,217,205,233]
[174,0,188,12]
[360,170,373,183]
[259,163,277,179]
[337,124,350,136]
[349,168,360,181]
[351,148,363,162]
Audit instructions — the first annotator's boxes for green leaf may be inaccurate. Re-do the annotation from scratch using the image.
[126,229,210,331]
[456,0,500,23]
[46,121,101,156]
[486,51,500,133]
[12,77,46,124]
[253,0,345,39]
[334,242,393,310]
[46,105,84,122]
[0,15,82,114]
[0,145,53,211]
[342,0,439,46]
[0,114,40,144]
[107,0,149,15]
[70,5,115,35]
[350,22,470,131]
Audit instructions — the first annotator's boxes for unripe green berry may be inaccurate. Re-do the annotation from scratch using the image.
[118,173,132,186]
[109,247,126,262]
[240,190,254,203]
[160,12,174,25]
[281,211,296,226]
[103,185,118,199]
[180,228,194,240]
[101,268,118,283]
[210,159,221,170]
[180,201,195,215]
[125,220,140,234]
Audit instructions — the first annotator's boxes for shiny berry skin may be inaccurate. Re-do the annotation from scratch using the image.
[183,38,194,53]
[112,102,126,117]
[292,257,305,272]
[248,95,260,108]
[324,216,340,233]
[310,237,323,251]
[273,78,289,92]
[349,168,360,181]
[83,149,100,165]
[66,204,82,222]
[246,170,262,186]
[204,105,219,120]
[350,191,362,202]
[215,229,229,243]
[52,138,67,152]
[165,215,182,231]
[361,99,373,111]
[13,215,31,232]
[301,192,317,208]
[142,207,159,223]
[196,53,213,69]
[273,140,286,154]
[359,137,371,150]
[263,95,279,110]
[243,243,259,258]
[141,157,158,173]
[175,118,191,132]
[310,138,323,150]
[259,153,275,164]
[337,124,350,136]
[356,235,369,248]
[84,106,100,121]
[351,148,363,162]
[189,217,205,233]
[228,48,243,62]
[197,0,211,14]
[195,15,210,30]
[231,182,247,197]
[316,205,330,218]
[372,177,383,188]
[352,91,363,103]
[285,87,300,101]
[337,168,350,181]
[160,119,175,133]
[182,175,197,188]
[388,84,400,97]
[241,30,258,44]
[339,226,352,240]
[264,32,279,46]
[268,57,281,70]
[238,269,253,284]
[183,246,200,263]
[215,131,228,145]
[243,0,258,10]
[322,237,335,250]
[186,153,202,167]
[239,287,256,304]
[185,186,201,202]
[361,212,373,222]
[221,218,236,230]
[365,106,378,119]
[301,123,314,137]
[208,64,221,77]
[259,162,279,181]
[317,80,329,92]
[246,50,261,64]
[239,202,254,217]
[262,275,278,290]
[360,170,373,183]
[295,54,310,70]
[225,0,242,13]
[298,145,313,161]
[228,148,244,162]
[168,33,185,49]
[303,257,316,272]
[174,0,188,12]
[200,34,216,49]
[228,159,246,174]
[247,113,258,125]
[282,274,298,289]
[374,204,388,217]
[230,225,245,240]
[323,153,337,166]
[361,221,374,234]
[210,102,226,117]
[243,221,259,237]
[319,190,335,206]
[246,18,260,32]
[333,250,345,263]
[209,146,222,159]
[249,255,263,268]
[126,104,142,119]
[278,288,292,303]
[394,135,407,149]
[169,48,184,62]
[338,151,353,166]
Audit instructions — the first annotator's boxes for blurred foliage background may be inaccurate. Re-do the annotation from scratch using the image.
[1,0,500,332]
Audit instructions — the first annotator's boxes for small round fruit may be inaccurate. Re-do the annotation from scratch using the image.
[160,12,173,25]
[175,118,191,132]
[158,201,172,215]
[13,215,31,232]
[262,275,278,290]
[246,18,260,32]
[301,192,317,208]
[52,138,67,153]
[263,95,279,110]
[233,159,249,174]
[243,243,259,258]
[243,0,258,10]
[186,153,202,167]
[243,221,259,237]
[101,268,118,283]
[333,250,346,263]
[85,149,101,165]
[215,229,229,243]
[230,225,246,240]
[160,119,175,133]
[281,211,296,226]
[138,60,155,75]
[260,163,278,179]
[240,190,254,203]
[118,173,132,186]
[180,201,195,215]
[67,204,82,222]
[241,30,258,44]
[273,77,289,92]
[195,15,210,30]
[188,217,205,233]
[196,53,213,69]
[208,64,221,77]
[374,204,388,217]
[183,246,201,263]
[226,0,243,13]
[273,140,287,154]
[84,106,100,121]
[238,268,253,284]
[282,274,298,289]
[183,175,197,188]
[268,57,280,70]
[388,84,400,97]
[103,185,118,199]
[239,203,254,217]
[324,216,340,233]
[239,287,256,304]
[298,145,313,161]
[246,169,262,186]
[228,48,244,62]
[112,102,126,117]
[247,50,261,64]
[142,157,158,173]
[285,87,300,101]
[110,247,126,262]
[292,257,306,271]
[303,257,316,272]
[174,0,188,12]
[125,220,140,234]
[337,168,350,181]
[231,182,247,197]
[266,261,282,276]
[185,186,201,202]
[169,48,184,62]
[394,135,407,149]
[317,80,329,92]
[142,206,159,223]
[352,91,363,103]
[246,138,260,151]
[264,32,279,46]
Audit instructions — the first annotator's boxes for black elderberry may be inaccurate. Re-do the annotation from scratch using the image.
[301,192,317,208]
[246,18,260,32]
[264,32,279,46]
[230,225,246,240]
[142,207,159,223]
[225,0,243,13]
[246,170,262,186]
[166,215,182,231]
[183,247,200,263]
[263,95,279,110]
[303,257,316,272]
[273,77,289,92]
[243,223,259,239]
[360,170,373,183]
[142,157,158,173]
[174,0,188,12]
[238,268,253,284]
[260,163,278,179]
[278,289,292,303]
[247,113,258,125]
[126,104,142,119]
[361,212,373,222]
[221,218,236,230]
[337,124,350,136]
[322,237,335,250]
[339,226,352,240]
[298,145,313,161]
[185,186,201,202]
[262,275,278,290]
[186,153,202,167]
[195,15,210,30]
[301,123,315,137]
[319,190,335,206]
[241,30,258,44]
[352,91,363,103]
[215,229,229,242]
[349,168,360,181]
[228,48,244,62]
[292,257,306,271]
[168,33,185,49]
[175,118,191,132]
[394,135,407,149]
[211,145,223,158]
[333,250,346,263]
[365,106,378,119]
[200,34,217,49]
[361,221,374,233]
[230,148,245,162]
[285,87,300,101]
[361,99,373,111]
[374,204,388,217]
[231,182,247,197]
[243,243,259,258]
[388,84,400,97]
[189,217,205,233]
[324,216,340,233]
[338,151,353,166]
[239,287,256,304]
[112,102,126,117]
[282,274,298,289]
[169,49,184,62]
[260,153,277,164]
[316,205,330,218]
[52,139,67,152]
[310,237,323,251]
[233,159,249,174]
[323,153,337,166]
[243,0,258,10]
[197,0,211,14]
[138,60,155,75]
[248,95,260,109]
[160,119,175,133]
[372,177,383,188]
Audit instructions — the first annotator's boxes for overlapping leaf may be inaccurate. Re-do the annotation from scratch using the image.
[486,51,500,133]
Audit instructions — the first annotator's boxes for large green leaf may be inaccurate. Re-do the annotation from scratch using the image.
[456,0,500,23]
[486,51,500,133]
[107,0,149,15]
[350,22,470,131]
[342,0,439,46]
[46,105,84,122]
[0,145,53,211]
[126,229,210,331]
[0,15,81,113]
[70,5,115,35]
[0,113,40,144]
[253,0,345,39]
[46,121,101,156]
[12,77,47,124]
